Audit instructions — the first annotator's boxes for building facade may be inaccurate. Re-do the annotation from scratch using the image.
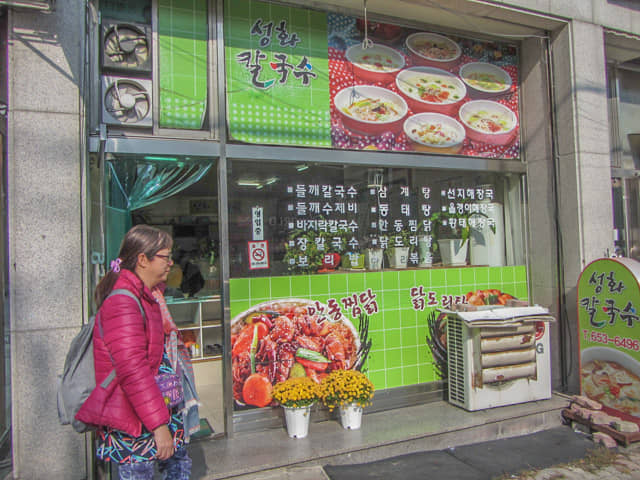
[4,0,640,478]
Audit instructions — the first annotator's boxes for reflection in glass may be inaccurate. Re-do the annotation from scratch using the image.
[228,161,526,278]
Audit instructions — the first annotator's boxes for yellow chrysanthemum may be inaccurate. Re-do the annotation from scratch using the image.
[272,377,320,408]
[319,370,374,411]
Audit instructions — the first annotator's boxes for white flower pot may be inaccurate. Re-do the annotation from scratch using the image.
[365,248,384,270]
[386,246,410,269]
[438,239,468,266]
[339,403,363,430]
[283,405,312,439]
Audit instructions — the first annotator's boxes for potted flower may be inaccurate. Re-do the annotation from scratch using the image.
[272,377,320,438]
[320,370,375,430]
[385,229,412,269]
[430,210,494,266]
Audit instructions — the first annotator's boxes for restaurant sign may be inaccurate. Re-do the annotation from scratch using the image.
[577,257,640,418]
[224,0,521,159]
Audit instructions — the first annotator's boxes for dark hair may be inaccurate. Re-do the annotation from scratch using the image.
[95,224,173,307]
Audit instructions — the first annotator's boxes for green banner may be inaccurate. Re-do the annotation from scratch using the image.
[224,0,331,146]
[578,257,640,417]
[158,0,209,129]
[230,265,528,410]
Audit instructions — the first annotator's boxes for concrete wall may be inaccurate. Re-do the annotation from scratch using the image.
[500,0,640,36]
[549,20,613,392]
[519,37,562,387]
[7,1,86,478]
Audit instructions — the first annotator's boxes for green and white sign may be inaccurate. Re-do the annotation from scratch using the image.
[230,265,528,410]
[578,257,640,417]
[224,0,331,146]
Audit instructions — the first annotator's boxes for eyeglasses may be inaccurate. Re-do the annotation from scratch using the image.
[155,254,173,263]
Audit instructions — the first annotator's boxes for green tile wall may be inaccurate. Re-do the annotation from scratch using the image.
[230,265,529,391]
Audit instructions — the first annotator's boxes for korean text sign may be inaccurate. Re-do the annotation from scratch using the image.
[577,257,640,418]
[224,0,331,146]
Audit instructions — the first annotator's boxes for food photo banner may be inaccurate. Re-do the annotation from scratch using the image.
[229,265,528,411]
[224,1,521,159]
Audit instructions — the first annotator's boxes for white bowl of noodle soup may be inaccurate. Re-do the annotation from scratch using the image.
[459,62,512,98]
[404,113,465,154]
[334,85,408,136]
[581,346,640,417]
[458,100,517,146]
[405,32,461,70]
[345,43,405,83]
[395,66,467,116]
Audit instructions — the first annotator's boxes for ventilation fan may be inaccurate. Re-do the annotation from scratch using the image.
[102,76,153,127]
[101,20,151,73]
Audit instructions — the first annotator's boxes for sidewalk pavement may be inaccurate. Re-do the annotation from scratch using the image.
[186,395,567,479]
[215,428,640,480]
[181,394,640,480]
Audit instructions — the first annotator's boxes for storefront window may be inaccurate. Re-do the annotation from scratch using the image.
[91,153,224,433]
[227,160,528,403]
[228,161,525,278]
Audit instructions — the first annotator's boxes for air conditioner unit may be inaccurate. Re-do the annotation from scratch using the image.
[446,308,553,411]
[102,76,153,127]
[101,20,151,74]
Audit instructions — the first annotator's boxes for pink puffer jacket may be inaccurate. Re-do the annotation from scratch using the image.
[76,269,169,437]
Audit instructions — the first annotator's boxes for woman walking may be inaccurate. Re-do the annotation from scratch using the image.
[76,224,194,479]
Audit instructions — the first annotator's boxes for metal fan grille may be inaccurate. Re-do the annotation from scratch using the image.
[104,80,151,124]
[103,24,150,71]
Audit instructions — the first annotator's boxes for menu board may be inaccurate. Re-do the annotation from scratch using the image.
[224,0,521,159]
[281,179,497,273]
[578,257,640,418]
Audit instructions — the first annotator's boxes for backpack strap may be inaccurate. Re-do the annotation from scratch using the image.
[98,289,146,389]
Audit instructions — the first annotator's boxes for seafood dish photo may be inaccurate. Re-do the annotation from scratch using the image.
[345,43,405,83]
[231,299,361,408]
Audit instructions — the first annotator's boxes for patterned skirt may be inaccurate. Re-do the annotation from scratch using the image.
[96,352,185,464]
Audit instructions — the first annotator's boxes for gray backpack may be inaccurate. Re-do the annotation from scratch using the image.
[56,289,143,433]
